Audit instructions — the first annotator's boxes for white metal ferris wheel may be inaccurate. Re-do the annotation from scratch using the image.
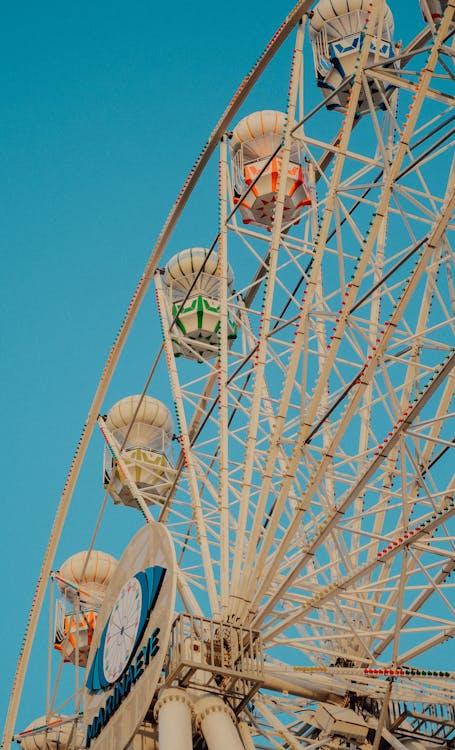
[3,1,455,750]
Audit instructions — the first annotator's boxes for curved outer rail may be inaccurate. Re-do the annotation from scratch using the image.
[1,2,313,747]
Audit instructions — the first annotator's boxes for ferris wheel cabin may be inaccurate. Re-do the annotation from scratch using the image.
[163,247,238,361]
[17,715,84,750]
[103,395,174,507]
[309,0,396,112]
[230,110,311,230]
[53,550,117,667]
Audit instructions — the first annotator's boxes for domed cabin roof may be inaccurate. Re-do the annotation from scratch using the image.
[231,111,286,154]
[18,716,83,750]
[56,550,117,607]
[164,248,234,296]
[230,110,297,164]
[309,0,394,39]
[106,395,174,448]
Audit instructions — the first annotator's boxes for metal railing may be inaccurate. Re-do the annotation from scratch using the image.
[163,613,264,713]
[390,699,455,743]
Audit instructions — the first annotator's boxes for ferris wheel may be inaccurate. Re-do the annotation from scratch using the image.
[3,1,455,749]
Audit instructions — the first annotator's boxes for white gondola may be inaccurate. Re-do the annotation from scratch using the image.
[56,550,117,607]
[309,0,396,112]
[17,715,83,750]
[164,248,238,361]
[53,550,116,667]
[230,110,310,229]
[103,395,174,506]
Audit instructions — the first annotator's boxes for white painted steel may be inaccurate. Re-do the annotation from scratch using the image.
[420,0,451,22]
[152,3,454,744]
[155,272,219,617]
[194,696,245,750]
[4,2,455,750]
[154,689,193,750]
[237,722,256,750]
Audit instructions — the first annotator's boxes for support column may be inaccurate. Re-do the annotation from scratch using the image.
[154,688,193,750]
[194,695,245,750]
[238,721,256,750]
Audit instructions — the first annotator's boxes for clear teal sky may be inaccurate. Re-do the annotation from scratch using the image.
[0,0,291,733]
[1,0,424,737]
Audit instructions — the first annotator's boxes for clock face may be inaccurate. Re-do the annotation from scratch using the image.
[102,576,143,683]
[84,524,176,750]
[86,565,167,692]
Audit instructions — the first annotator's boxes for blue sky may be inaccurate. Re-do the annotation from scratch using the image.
[1,0,428,738]
[0,0,290,733]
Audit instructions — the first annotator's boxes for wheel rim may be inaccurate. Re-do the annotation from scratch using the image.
[5,3,455,749]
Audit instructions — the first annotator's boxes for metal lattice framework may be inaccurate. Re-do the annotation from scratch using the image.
[3,1,455,749]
